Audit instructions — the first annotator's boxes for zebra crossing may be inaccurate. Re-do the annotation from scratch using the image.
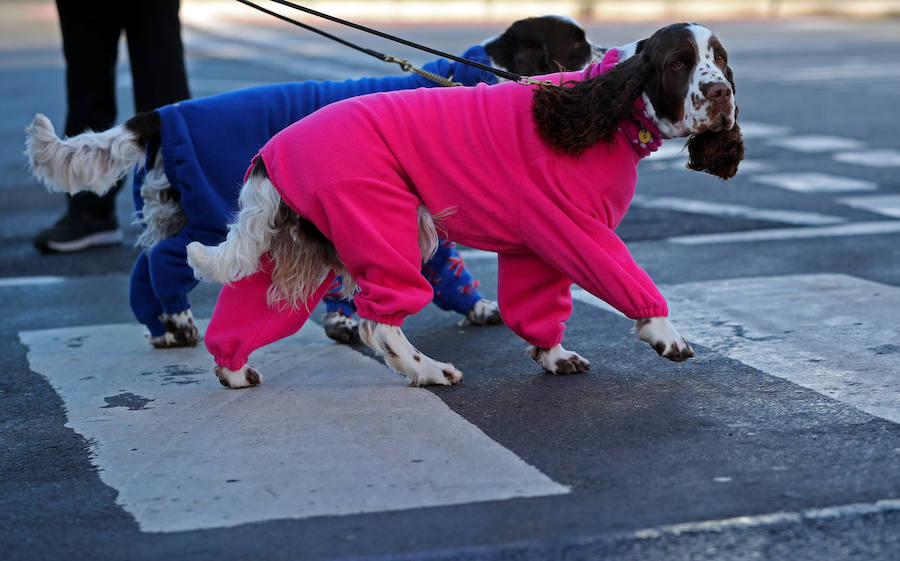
[637,117,900,237]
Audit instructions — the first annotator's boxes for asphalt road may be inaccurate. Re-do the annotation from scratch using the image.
[2,5,899,561]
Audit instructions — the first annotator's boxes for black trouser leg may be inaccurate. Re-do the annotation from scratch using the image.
[55,0,122,219]
[55,0,189,220]
[124,0,190,112]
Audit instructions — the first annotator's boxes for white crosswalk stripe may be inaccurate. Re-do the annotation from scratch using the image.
[750,172,877,193]
[19,322,567,532]
[630,196,846,226]
[837,195,900,219]
[666,220,900,244]
[0,276,64,287]
[573,274,900,424]
[833,149,900,168]
[766,135,866,153]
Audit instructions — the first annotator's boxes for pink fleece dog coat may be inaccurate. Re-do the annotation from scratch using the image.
[205,54,669,371]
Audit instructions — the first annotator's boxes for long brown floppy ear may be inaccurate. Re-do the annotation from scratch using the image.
[532,53,651,155]
[686,64,745,180]
[685,123,745,179]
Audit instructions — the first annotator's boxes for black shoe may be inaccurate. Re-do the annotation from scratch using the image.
[33,213,123,253]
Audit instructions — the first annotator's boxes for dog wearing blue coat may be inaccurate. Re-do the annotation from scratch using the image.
[25,16,599,348]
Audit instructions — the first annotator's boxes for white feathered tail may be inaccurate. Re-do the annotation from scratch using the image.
[24,113,146,195]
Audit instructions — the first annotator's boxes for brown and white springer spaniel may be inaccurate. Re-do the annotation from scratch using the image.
[186,22,744,389]
[531,22,743,367]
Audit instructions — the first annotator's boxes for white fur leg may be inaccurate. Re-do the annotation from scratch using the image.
[148,333,179,348]
[323,312,361,344]
[358,319,463,387]
[215,364,263,388]
[635,317,695,362]
[186,170,281,284]
[25,113,144,194]
[464,298,503,326]
[527,344,590,374]
[134,150,184,248]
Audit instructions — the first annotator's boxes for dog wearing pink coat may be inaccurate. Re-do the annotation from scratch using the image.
[187,23,744,388]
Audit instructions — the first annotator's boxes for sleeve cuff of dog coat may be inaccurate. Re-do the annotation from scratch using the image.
[214,355,249,373]
[624,304,669,320]
[353,303,407,326]
[523,333,566,351]
[159,294,191,316]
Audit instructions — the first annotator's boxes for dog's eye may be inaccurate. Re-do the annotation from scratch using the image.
[671,59,685,70]
[715,54,726,65]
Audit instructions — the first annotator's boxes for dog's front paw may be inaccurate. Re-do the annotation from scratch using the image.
[323,312,361,344]
[465,299,503,326]
[527,344,590,374]
[215,364,263,388]
[635,317,695,362]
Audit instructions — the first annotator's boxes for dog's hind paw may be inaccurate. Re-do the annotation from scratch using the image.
[410,362,463,387]
[215,364,263,388]
[152,309,200,348]
[464,298,503,326]
[527,344,590,374]
[358,319,463,387]
[323,312,361,344]
[635,317,695,362]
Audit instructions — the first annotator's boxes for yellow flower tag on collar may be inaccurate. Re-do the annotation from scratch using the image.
[638,129,652,144]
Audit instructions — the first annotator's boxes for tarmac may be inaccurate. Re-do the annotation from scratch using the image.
[3,3,900,560]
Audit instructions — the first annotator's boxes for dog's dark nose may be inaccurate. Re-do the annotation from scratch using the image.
[708,82,732,104]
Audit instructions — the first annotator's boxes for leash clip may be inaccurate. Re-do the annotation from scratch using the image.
[516,77,556,87]
[385,55,413,72]
[385,55,460,87]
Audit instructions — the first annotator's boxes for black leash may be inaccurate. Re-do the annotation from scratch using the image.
[234,0,552,86]
[234,0,458,85]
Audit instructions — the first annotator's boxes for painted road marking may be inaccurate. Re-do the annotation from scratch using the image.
[458,248,497,261]
[630,196,846,226]
[730,159,774,173]
[837,195,900,219]
[739,121,791,139]
[20,322,567,532]
[646,141,688,161]
[738,62,900,84]
[750,172,877,193]
[666,220,900,245]
[632,498,900,539]
[573,274,900,423]
[834,149,900,168]
[766,135,865,153]
[0,276,64,287]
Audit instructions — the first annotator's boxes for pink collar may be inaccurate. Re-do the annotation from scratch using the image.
[589,48,664,159]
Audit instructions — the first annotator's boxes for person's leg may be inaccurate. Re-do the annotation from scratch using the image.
[123,0,190,112]
[34,0,125,252]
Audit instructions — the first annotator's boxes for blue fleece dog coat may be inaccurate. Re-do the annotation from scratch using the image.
[130,47,496,336]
